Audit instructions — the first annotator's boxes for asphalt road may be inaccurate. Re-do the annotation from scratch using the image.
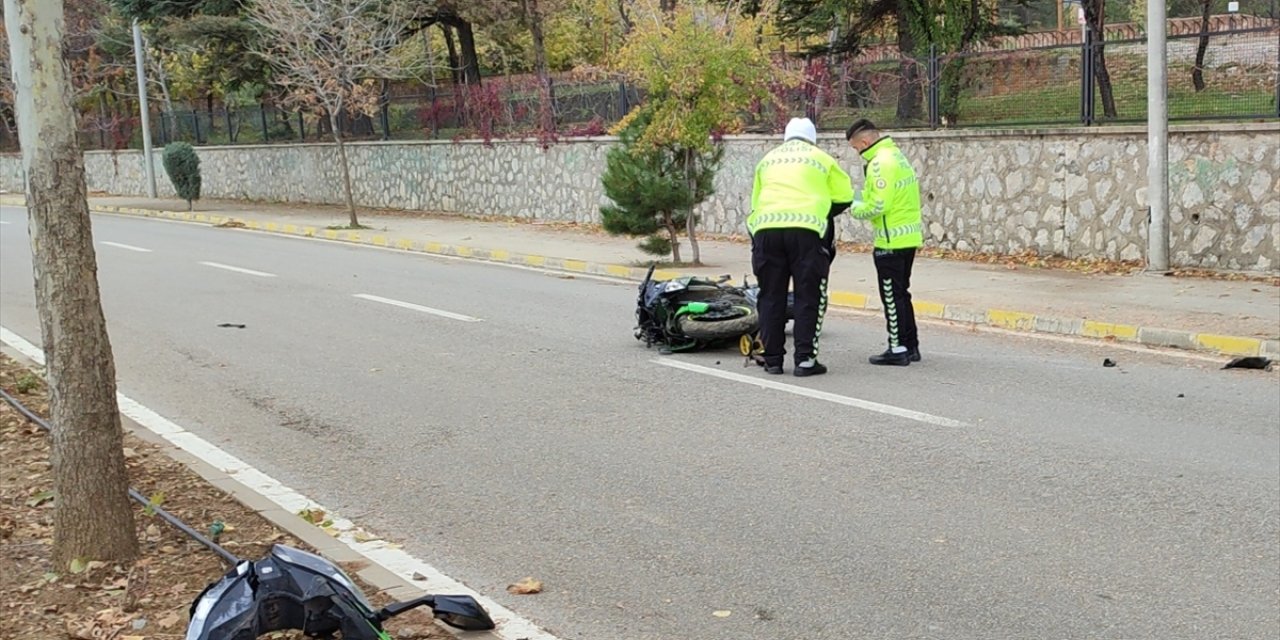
[1,206,1277,640]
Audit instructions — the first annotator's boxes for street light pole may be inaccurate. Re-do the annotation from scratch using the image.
[1146,0,1169,272]
[132,18,157,198]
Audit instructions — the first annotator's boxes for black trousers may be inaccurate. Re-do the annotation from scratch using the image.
[751,228,831,366]
[873,247,918,350]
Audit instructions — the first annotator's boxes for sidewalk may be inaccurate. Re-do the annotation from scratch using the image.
[11,194,1280,358]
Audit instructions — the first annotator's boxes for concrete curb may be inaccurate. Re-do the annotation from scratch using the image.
[4,196,1275,360]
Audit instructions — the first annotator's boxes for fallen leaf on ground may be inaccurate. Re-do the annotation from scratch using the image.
[507,577,543,595]
[26,490,54,507]
[158,612,180,629]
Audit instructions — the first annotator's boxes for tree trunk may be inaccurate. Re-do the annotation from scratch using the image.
[683,148,701,265]
[940,0,984,125]
[440,23,461,85]
[4,0,138,567]
[1084,0,1117,119]
[894,9,924,124]
[143,32,177,138]
[617,0,634,34]
[455,20,482,86]
[524,0,556,136]
[1192,0,1212,92]
[664,214,682,264]
[329,111,359,228]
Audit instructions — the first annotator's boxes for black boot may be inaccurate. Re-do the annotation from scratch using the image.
[794,359,827,377]
[908,347,922,362]
[869,349,910,366]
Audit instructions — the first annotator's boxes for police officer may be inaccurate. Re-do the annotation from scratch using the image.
[845,118,924,366]
[748,118,855,377]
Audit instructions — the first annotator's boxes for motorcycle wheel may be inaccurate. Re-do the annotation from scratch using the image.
[677,298,759,340]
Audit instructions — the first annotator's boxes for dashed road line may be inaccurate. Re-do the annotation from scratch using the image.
[198,261,276,278]
[100,241,152,253]
[353,293,483,323]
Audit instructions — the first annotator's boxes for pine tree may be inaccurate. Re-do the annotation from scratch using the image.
[600,110,722,264]
[162,142,202,210]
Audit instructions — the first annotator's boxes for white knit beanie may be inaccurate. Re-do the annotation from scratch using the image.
[783,117,817,144]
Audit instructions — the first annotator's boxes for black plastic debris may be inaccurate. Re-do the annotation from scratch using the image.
[1102,358,1117,368]
[1222,356,1272,371]
[217,323,246,329]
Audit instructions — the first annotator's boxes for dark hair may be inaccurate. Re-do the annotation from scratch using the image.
[845,118,878,140]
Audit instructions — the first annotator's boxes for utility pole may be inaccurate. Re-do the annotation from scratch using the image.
[1147,0,1169,271]
[132,19,157,198]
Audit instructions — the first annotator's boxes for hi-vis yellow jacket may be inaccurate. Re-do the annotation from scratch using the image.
[748,140,855,238]
[851,136,924,250]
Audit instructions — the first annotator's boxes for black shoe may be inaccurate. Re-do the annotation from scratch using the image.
[869,349,911,366]
[908,347,922,362]
[794,361,827,377]
[764,364,784,375]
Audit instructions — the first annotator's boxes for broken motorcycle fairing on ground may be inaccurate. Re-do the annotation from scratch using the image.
[634,264,763,353]
[185,544,495,640]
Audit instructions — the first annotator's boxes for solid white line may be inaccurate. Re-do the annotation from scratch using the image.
[353,293,483,323]
[198,261,276,278]
[0,325,559,640]
[0,220,11,225]
[100,241,152,253]
[653,358,970,428]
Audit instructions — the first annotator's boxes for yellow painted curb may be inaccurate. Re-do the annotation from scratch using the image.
[829,291,869,309]
[914,300,946,318]
[1081,320,1139,340]
[1194,333,1262,356]
[563,259,588,272]
[987,309,1037,331]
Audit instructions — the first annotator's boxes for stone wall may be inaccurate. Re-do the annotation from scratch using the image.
[1,123,1276,271]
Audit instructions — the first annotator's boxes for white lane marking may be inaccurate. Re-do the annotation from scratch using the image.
[0,220,11,225]
[353,293,483,323]
[0,325,559,640]
[653,358,970,428]
[198,261,276,278]
[100,241,152,253]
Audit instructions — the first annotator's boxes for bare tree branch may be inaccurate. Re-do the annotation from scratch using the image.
[246,0,439,226]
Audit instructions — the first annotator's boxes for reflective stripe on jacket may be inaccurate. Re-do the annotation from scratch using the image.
[851,137,924,250]
[748,140,855,237]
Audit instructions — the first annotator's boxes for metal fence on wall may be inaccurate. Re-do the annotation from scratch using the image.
[812,24,1279,130]
[0,24,1274,153]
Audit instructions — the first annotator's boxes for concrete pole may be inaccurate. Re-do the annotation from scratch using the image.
[1146,0,1169,272]
[132,19,157,198]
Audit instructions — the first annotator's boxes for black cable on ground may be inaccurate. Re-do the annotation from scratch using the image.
[0,387,241,567]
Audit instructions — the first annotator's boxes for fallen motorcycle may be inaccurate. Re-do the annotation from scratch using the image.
[185,543,495,640]
[635,264,760,353]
